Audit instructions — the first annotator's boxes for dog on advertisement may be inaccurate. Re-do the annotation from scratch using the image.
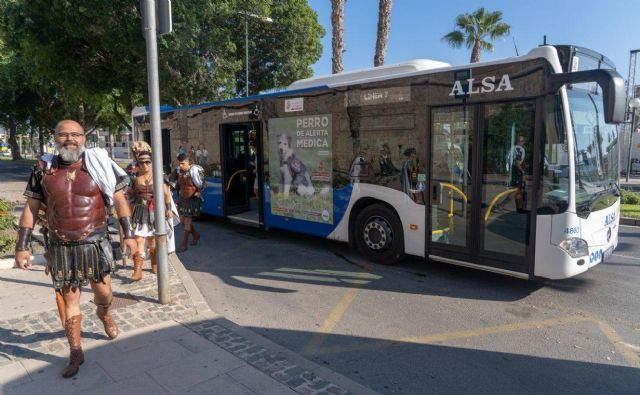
[277,134,315,197]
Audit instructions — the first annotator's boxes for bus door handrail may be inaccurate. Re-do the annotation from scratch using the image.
[440,182,468,218]
[226,169,247,192]
[484,188,519,221]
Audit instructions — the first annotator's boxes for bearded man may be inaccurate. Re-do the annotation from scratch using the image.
[15,120,138,378]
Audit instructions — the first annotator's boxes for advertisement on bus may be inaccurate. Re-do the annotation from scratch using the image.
[268,115,333,224]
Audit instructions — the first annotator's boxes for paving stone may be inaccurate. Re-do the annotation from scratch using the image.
[183,373,255,395]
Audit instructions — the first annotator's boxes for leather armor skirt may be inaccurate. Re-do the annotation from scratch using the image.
[45,230,116,290]
[178,196,201,218]
[132,199,155,232]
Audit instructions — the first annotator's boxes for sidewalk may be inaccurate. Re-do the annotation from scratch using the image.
[0,253,376,395]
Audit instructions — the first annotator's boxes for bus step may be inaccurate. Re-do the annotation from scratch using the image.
[228,215,261,228]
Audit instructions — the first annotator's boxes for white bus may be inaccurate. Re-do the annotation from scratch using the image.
[134,44,625,280]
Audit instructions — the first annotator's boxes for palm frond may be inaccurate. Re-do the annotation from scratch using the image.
[442,30,464,47]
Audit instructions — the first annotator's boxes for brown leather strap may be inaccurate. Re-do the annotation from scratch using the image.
[16,227,33,252]
[118,216,135,239]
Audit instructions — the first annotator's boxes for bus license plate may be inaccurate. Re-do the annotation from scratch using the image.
[601,246,614,264]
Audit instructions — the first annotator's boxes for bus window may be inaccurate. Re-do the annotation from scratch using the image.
[481,101,535,257]
[539,94,570,214]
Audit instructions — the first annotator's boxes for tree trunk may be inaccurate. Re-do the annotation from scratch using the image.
[331,0,346,74]
[374,0,392,67]
[8,122,22,161]
[470,38,481,63]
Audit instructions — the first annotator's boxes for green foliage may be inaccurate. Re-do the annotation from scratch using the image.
[0,198,15,230]
[0,229,16,256]
[621,204,640,219]
[621,189,640,205]
[442,7,511,63]
[0,0,324,132]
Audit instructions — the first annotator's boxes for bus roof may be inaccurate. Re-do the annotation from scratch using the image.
[288,59,451,90]
[133,45,565,119]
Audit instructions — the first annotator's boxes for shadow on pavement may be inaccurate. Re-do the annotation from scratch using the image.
[3,317,638,395]
[178,218,542,302]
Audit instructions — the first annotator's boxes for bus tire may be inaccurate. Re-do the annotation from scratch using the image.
[354,204,404,265]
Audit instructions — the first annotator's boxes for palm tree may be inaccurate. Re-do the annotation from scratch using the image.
[374,0,392,67]
[442,7,511,63]
[331,0,346,74]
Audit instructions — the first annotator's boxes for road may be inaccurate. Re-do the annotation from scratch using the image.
[181,216,640,394]
[2,159,638,394]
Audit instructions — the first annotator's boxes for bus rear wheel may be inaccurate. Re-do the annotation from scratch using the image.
[354,204,404,265]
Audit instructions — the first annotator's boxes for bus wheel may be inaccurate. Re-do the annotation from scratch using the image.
[354,204,404,265]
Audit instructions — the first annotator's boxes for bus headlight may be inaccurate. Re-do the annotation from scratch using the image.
[558,238,589,258]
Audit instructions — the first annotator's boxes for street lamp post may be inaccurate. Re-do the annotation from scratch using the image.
[239,11,273,97]
[627,98,640,182]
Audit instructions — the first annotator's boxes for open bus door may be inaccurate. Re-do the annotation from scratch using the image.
[427,101,540,278]
[220,122,262,225]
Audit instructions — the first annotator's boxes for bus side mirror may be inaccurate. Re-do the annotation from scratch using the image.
[548,69,625,123]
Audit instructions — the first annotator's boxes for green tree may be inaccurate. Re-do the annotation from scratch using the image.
[240,0,325,94]
[442,7,511,63]
[0,0,324,134]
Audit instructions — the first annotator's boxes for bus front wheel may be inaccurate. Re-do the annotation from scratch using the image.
[354,204,404,265]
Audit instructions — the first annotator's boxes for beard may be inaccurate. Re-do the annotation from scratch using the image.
[57,143,85,162]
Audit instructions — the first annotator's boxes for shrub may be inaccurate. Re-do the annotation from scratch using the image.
[0,229,16,256]
[0,199,15,231]
[621,190,640,205]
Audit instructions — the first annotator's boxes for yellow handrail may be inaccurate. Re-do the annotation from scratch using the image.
[484,188,519,221]
[226,169,247,192]
[440,182,468,218]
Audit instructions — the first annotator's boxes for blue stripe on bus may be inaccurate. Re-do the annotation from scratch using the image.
[140,86,330,117]
[202,177,224,217]
[263,184,353,237]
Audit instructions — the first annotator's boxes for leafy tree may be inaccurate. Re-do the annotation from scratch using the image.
[442,7,511,63]
[331,0,346,74]
[0,0,325,135]
[374,0,392,67]
[240,0,325,94]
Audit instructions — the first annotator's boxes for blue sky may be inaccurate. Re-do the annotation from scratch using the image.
[306,0,639,83]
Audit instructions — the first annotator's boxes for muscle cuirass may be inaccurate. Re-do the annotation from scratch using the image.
[178,171,197,198]
[132,182,154,202]
[42,160,108,241]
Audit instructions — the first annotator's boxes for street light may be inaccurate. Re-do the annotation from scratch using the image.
[238,11,273,97]
[626,98,640,182]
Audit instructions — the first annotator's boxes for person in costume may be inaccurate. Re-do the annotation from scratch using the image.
[127,141,175,281]
[171,153,205,252]
[15,120,138,378]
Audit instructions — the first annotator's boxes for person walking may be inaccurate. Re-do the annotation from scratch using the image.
[171,153,205,252]
[128,141,175,281]
[15,120,138,378]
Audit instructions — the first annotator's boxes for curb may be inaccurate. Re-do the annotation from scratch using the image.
[168,252,212,315]
[620,218,640,226]
[170,253,379,394]
[180,311,381,395]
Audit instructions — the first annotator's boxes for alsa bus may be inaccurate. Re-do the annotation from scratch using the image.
[133,44,625,280]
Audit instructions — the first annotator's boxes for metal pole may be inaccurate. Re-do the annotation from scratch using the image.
[142,0,170,304]
[245,13,249,97]
[627,110,635,183]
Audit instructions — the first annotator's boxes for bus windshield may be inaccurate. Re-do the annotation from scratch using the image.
[568,89,619,214]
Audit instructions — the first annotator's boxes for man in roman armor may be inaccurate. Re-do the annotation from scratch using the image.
[171,152,205,252]
[128,141,176,280]
[15,120,138,378]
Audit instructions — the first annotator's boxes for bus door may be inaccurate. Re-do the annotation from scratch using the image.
[221,123,262,222]
[428,101,538,276]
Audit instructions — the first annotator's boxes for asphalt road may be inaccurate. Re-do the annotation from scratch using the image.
[180,215,640,395]
[2,159,638,394]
